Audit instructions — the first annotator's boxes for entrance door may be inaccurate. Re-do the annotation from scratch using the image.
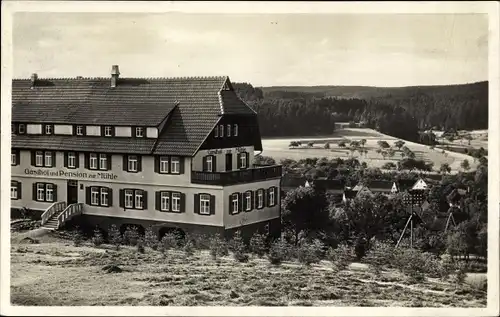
[67,180,78,204]
[225,153,233,171]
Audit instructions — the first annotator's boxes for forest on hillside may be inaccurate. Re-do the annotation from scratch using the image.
[233,82,488,142]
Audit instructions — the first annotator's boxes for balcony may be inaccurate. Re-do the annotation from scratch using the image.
[191,165,282,186]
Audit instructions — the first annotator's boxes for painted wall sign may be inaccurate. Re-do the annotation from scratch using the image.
[235,147,246,152]
[207,149,223,155]
[24,168,118,180]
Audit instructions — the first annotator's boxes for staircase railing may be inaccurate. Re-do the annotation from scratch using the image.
[41,201,67,226]
[56,203,84,230]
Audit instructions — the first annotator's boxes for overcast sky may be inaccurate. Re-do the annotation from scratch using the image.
[13,12,488,87]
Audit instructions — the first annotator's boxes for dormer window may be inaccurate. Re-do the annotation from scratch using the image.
[76,125,84,136]
[104,126,113,137]
[219,125,224,138]
[214,126,219,138]
[44,124,53,135]
[227,124,231,137]
[18,124,26,134]
[135,127,144,138]
[234,124,238,136]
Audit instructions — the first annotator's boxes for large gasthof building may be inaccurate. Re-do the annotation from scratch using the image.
[11,65,282,238]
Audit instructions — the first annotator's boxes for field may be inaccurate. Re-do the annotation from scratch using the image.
[261,128,479,172]
[10,231,486,307]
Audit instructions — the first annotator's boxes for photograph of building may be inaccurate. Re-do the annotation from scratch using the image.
[11,65,282,238]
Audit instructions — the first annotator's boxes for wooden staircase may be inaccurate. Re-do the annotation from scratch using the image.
[41,202,83,230]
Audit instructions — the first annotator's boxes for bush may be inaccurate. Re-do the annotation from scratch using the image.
[229,231,249,262]
[324,142,330,149]
[354,236,369,260]
[296,239,325,266]
[72,226,83,247]
[137,237,145,253]
[189,233,211,250]
[209,236,229,260]
[364,240,397,274]
[267,239,293,265]
[123,226,140,246]
[159,232,179,253]
[249,232,268,257]
[108,224,122,250]
[91,227,104,247]
[453,263,467,286]
[144,226,158,250]
[183,239,195,257]
[326,244,354,271]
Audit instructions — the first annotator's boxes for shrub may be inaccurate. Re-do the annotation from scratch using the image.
[183,239,195,257]
[144,226,158,250]
[296,239,325,266]
[249,232,268,257]
[229,231,249,262]
[326,244,354,271]
[72,226,83,247]
[354,236,369,260]
[108,224,122,250]
[209,235,229,260]
[123,226,140,246]
[190,233,211,250]
[364,240,397,274]
[137,237,145,253]
[159,232,179,253]
[268,239,293,265]
[324,142,330,149]
[453,263,467,286]
[91,227,104,247]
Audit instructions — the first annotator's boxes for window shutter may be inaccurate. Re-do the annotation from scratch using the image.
[154,156,159,174]
[169,192,173,211]
[245,153,250,168]
[86,187,91,205]
[53,184,58,201]
[32,183,37,201]
[64,152,68,167]
[237,153,241,169]
[179,158,184,174]
[107,154,112,170]
[143,191,148,210]
[108,188,113,206]
[52,152,56,167]
[31,151,35,166]
[210,195,215,215]
[100,126,105,136]
[112,127,115,137]
[122,155,127,171]
[119,189,124,208]
[238,193,243,212]
[254,191,259,209]
[84,153,89,169]
[180,193,186,213]
[194,194,200,214]
[17,182,22,199]
[229,194,233,215]
[155,192,161,211]
[202,157,207,172]
[75,153,80,168]
[137,156,142,172]
[16,150,20,165]
[265,189,269,207]
[212,155,217,172]
[250,191,254,210]
[242,193,247,211]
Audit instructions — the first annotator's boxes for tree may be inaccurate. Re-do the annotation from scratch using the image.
[360,139,367,148]
[324,142,330,149]
[461,159,470,172]
[289,141,298,148]
[439,163,451,175]
[387,148,395,159]
[377,140,390,149]
[394,140,405,150]
[281,187,329,245]
[254,155,276,166]
[338,140,347,148]
[307,141,314,148]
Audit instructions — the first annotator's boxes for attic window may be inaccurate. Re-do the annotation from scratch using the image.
[135,127,144,138]
[18,124,26,134]
[44,124,53,135]
[219,125,224,138]
[234,124,238,136]
[227,124,231,137]
[104,126,113,137]
[214,126,219,138]
[76,125,84,136]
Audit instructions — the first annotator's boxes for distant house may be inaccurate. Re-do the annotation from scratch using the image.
[305,178,345,204]
[343,180,394,202]
[280,173,306,196]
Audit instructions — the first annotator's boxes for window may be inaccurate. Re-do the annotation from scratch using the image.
[101,188,109,206]
[219,125,224,138]
[200,194,211,215]
[239,152,247,169]
[135,127,144,137]
[104,126,113,137]
[245,191,252,211]
[257,189,264,208]
[89,153,98,170]
[269,187,276,207]
[99,154,107,170]
[44,124,53,135]
[91,187,99,205]
[206,156,213,172]
[44,151,53,167]
[35,151,44,167]
[46,184,54,202]
[170,157,180,174]
[36,183,45,201]
[172,192,181,212]
[214,125,219,138]
[11,181,19,199]
[76,125,84,136]
[128,155,138,172]
[11,151,18,166]
[135,190,144,209]
[33,183,57,202]
[159,157,169,173]
[231,193,239,214]
[68,152,76,168]
[124,190,134,208]
[19,124,26,134]
[234,124,238,136]
[160,192,170,211]
[227,124,231,137]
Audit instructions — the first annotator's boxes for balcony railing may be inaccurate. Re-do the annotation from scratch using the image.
[191,165,282,186]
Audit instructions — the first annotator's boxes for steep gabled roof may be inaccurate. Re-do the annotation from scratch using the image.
[281,173,306,188]
[355,180,394,192]
[311,178,345,191]
[396,179,417,192]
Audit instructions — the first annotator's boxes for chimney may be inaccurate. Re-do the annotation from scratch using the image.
[111,65,120,88]
[30,73,38,88]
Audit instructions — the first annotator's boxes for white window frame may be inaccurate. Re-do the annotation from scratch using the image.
[104,126,113,137]
[89,153,98,170]
[135,190,144,209]
[11,152,17,166]
[35,151,44,167]
[206,156,213,172]
[227,124,231,137]
[172,192,181,212]
[128,155,138,172]
[100,188,109,206]
[76,125,84,136]
[269,188,276,206]
[11,182,18,199]
[240,153,247,169]
[231,194,239,214]
[258,190,264,208]
[36,183,45,201]
[234,124,238,136]
[160,192,170,211]
[68,152,76,168]
[219,125,224,137]
[46,184,54,202]
[45,124,53,135]
[245,191,252,211]
[91,187,100,206]
[200,194,211,215]
[214,126,219,138]
[159,156,169,173]
[19,124,26,134]
[170,157,180,174]
[99,154,107,170]
[135,127,144,138]
[124,190,134,208]
[44,151,53,167]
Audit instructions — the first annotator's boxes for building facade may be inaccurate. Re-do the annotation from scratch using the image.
[11,66,282,238]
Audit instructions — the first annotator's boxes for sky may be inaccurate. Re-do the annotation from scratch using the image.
[12,12,488,87]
